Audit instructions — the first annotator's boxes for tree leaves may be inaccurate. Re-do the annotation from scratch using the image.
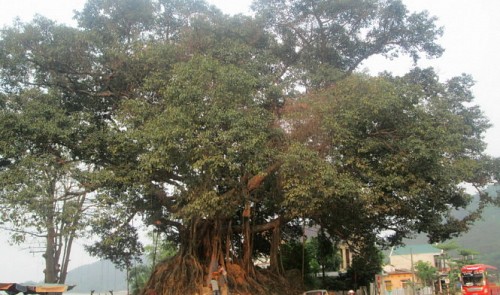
[1,0,498,289]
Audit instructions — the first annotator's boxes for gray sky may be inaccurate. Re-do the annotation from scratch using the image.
[0,0,499,283]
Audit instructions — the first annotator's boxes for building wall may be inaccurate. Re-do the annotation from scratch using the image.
[390,253,439,270]
[383,272,414,290]
[339,243,353,272]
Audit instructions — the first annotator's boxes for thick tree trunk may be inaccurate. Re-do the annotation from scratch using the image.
[241,202,254,276]
[142,215,299,295]
[45,224,58,283]
[142,164,296,295]
[269,217,283,275]
[58,233,74,283]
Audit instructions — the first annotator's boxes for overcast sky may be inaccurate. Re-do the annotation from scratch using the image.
[0,0,499,283]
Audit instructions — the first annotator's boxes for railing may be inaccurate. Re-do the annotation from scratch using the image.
[384,286,434,295]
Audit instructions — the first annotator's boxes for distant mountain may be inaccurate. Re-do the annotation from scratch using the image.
[405,184,500,267]
[65,260,127,293]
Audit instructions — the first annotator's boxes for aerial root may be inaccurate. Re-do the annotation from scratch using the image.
[144,254,204,295]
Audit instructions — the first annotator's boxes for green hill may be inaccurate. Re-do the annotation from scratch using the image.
[405,184,500,267]
[66,260,127,293]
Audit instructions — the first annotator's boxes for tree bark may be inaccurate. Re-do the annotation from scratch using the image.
[45,225,57,283]
[269,217,283,275]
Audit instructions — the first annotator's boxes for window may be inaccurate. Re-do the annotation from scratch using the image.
[462,274,484,286]
[385,281,393,291]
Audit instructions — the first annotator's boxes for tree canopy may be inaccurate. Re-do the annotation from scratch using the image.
[0,0,498,294]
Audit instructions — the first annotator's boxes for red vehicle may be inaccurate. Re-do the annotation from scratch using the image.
[461,264,500,295]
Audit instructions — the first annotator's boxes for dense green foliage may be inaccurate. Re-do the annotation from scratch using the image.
[0,87,98,282]
[1,0,499,293]
[414,261,438,288]
[345,241,384,289]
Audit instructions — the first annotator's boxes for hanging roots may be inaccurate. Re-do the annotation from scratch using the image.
[144,254,204,295]
[142,255,302,295]
[224,263,302,295]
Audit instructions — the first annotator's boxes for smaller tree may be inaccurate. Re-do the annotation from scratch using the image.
[449,247,480,294]
[129,231,177,295]
[0,90,98,283]
[436,242,482,294]
[308,229,340,280]
[415,261,438,290]
[456,249,480,265]
[282,240,312,274]
[346,242,383,290]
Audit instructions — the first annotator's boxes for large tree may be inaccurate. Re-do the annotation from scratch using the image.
[0,0,498,294]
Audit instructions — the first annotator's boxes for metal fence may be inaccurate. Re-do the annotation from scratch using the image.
[382,287,434,295]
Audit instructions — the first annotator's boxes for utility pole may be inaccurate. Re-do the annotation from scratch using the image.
[411,248,417,295]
